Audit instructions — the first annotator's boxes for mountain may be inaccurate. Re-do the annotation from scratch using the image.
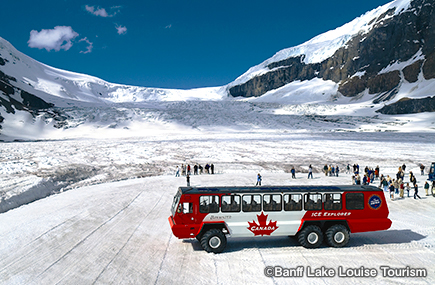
[228,0,435,113]
[0,38,224,140]
[1,0,435,141]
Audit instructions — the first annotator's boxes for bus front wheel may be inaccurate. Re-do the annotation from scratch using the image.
[298,225,323,248]
[200,229,227,253]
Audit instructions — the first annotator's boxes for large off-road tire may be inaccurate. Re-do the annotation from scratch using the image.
[200,229,227,253]
[297,225,323,248]
[195,230,205,242]
[325,225,350,248]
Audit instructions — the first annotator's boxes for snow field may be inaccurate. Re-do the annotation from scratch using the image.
[0,170,434,284]
[1,131,433,212]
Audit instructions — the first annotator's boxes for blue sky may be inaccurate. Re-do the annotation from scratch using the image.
[0,0,391,89]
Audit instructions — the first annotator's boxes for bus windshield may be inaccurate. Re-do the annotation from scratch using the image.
[171,190,182,216]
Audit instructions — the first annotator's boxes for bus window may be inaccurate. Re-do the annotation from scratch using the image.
[304,193,322,210]
[346,193,364,210]
[284,194,302,211]
[242,195,261,212]
[178,202,193,214]
[324,193,342,210]
[263,194,282,211]
[199,196,220,213]
[221,195,241,212]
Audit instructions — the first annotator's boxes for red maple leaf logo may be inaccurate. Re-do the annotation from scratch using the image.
[247,212,278,236]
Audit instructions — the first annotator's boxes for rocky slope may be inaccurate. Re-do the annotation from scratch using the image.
[228,0,435,113]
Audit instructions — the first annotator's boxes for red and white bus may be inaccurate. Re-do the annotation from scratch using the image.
[168,185,392,253]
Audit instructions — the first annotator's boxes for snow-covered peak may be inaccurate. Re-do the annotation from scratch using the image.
[230,0,412,87]
[0,37,226,106]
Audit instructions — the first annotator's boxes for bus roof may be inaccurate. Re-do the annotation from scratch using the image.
[178,185,382,195]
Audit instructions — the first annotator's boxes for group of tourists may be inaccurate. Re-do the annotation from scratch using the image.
[323,164,340,177]
[351,165,380,186]
[175,163,215,187]
[377,164,434,200]
[289,165,314,179]
[175,163,215,177]
[175,161,434,195]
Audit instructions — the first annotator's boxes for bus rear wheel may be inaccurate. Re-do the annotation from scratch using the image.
[298,225,323,248]
[200,229,227,253]
[325,225,350,247]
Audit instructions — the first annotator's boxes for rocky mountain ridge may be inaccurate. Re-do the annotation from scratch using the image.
[228,0,435,113]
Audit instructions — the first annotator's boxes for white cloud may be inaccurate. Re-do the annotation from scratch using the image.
[85,5,120,17]
[165,24,172,29]
[79,37,93,54]
[28,26,79,52]
[116,25,127,35]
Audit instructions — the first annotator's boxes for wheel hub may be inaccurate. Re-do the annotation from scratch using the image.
[334,232,345,243]
[307,232,319,244]
[209,236,221,248]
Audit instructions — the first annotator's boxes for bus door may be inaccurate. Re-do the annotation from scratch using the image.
[176,195,195,225]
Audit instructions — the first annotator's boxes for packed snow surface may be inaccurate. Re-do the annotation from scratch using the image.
[0,167,434,284]
[1,129,434,283]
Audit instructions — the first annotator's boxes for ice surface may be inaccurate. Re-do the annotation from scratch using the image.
[0,168,434,284]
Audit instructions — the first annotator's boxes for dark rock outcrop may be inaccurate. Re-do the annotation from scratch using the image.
[229,0,435,103]
[0,67,66,133]
[403,60,423,83]
[376,96,435,114]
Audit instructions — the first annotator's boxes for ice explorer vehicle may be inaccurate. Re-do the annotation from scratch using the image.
[169,185,392,253]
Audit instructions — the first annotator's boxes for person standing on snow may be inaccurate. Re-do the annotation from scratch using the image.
[187,164,191,175]
[394,179,400,195]
[389,182,395,200]
[256,173,262,186]
[409,171,417,185]
[375,166,380,180]
[405,183,411,197]
[291,167,296,179]
[414,183,421,199]
[175,166,180,177]
[399,182,404,198]
[380,175,389,192]
[424,181,430,196]
[308,165,313,179]
[186,174,190,187]
[420,164,425,175]
[363,174,368,185]
[356,174,361,185]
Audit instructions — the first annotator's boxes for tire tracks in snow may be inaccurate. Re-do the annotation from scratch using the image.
[0,210,91,276]
[91,191,165,284]
[35,191,144,280]
[153,233,172,285]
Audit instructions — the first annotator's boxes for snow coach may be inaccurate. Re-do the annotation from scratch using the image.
[168,185,392,253]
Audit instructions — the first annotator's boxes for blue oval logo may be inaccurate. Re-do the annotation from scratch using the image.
[368,195,382,210]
